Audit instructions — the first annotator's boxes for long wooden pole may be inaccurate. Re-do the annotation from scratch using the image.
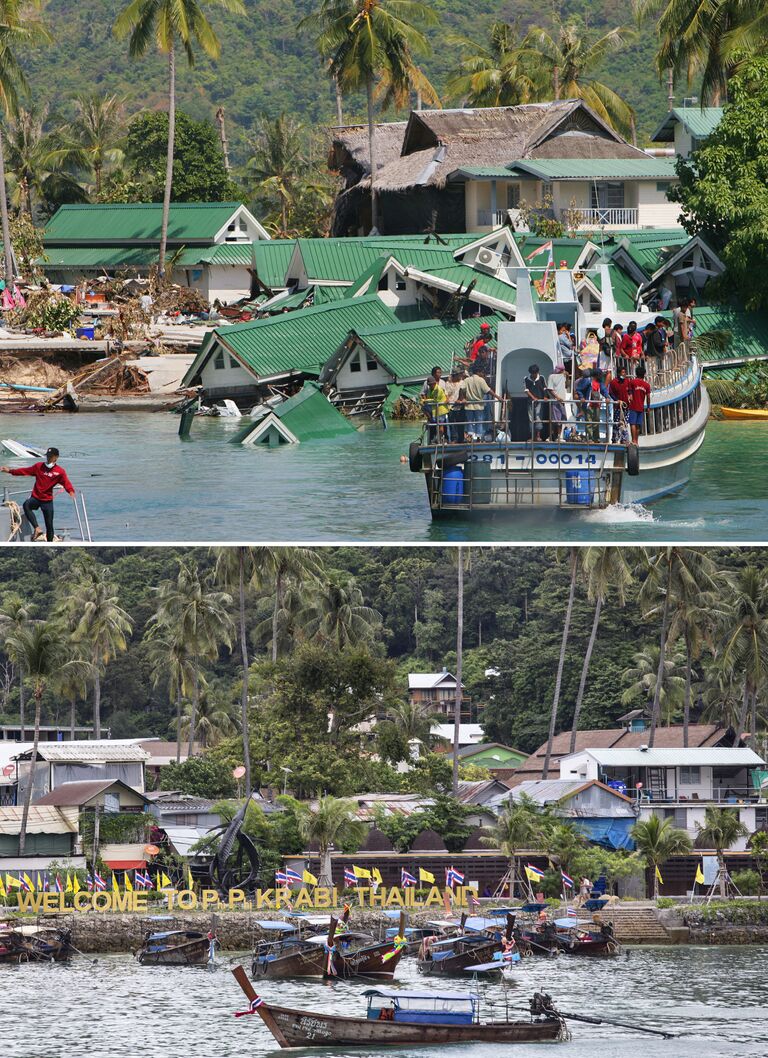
[231,965,289,1046]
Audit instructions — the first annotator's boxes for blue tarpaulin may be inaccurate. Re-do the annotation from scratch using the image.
[573,817,635,850]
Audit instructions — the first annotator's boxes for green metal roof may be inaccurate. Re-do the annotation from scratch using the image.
[353,315,504,382]
[41,245,207,270]
[512,158,680,181]
[199,242,257,266]
[292,237,461,283]
[418,263,517,308]
[651,107,724,143]
[611,230,692,277]
[275,381,357,439]
[312,285,349,305]
[590,264,639,311]
[211,293,396,381]
[252,239,296,289]
[45,202,245,243]
[450,166,525,180]
[515,236,588,270]
[694,307,768,363]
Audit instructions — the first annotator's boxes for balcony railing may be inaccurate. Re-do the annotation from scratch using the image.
[572,207,638,227]
[477,209,509,227]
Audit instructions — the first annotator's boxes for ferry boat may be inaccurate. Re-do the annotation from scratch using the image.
[409,268,709,516]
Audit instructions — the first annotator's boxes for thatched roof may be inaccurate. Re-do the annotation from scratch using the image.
[463,825,493,850]
[361,827,395,852]
[409,828,448,852]
[328,122,409,187]
[337,101,647,193]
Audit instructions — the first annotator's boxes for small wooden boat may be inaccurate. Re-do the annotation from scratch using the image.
[0,924,75,963]
[515,922,561,956]
[553,918,620,956]
[417,914,514,976]
[231,966,567,1046]
[719,406,768,421]
[136,929,215,966]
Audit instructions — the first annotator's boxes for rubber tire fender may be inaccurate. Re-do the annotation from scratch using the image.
[626,443,640,476]
[409,441,423,472]
[436,448,469,470]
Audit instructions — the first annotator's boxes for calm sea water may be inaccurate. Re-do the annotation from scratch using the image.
[0,946,765,1057]
[1,413,766,543]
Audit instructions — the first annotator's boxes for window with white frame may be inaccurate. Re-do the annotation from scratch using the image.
[591,182,625,209]
[214,349,225,370]
[679,766,701,784]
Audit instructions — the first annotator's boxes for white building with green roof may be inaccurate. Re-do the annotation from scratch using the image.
[42,201,270,304]
[651,106,724,158]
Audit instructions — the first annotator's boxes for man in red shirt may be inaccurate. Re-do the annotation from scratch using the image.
[609,365,630,442]
[469,321,493,361]
[626,365,652,445]
[1,447,76,541]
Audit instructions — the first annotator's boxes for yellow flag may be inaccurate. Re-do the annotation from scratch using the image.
[372,867,382,884]
[36,873,43,892]
[0,875,6,899]
[418,867,435,884]
[695,863,705,885]
[655,866,663,884]
[73,875,81,895]
[65,873,72,893]
[124,872,133,892]
[5,873,20,890]
[112,874,120,893]
[303,869,318,886]
[187,867,194,890]
[23,873,35,892]
[353,865,371,880]
[160,871,173,889]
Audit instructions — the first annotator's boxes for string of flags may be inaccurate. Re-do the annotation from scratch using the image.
[0,867,182,896]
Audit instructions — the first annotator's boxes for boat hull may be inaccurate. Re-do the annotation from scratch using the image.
[137,937,211,966]
[337,941,404,978]
[253,945,329,978]
[262,1003,563,1047]
[719,406,768,421]
[418,938,501,975]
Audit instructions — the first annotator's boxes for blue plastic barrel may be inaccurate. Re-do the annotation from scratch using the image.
[441,467,465,504]
[565,470,597,505]
[76,326,95,340]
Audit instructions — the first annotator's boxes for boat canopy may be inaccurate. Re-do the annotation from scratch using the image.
[554,918,593,929]
[255,921,297,931]
[462,916,503,932]
[364,988,478,1007]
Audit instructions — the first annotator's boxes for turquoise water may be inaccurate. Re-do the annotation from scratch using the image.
[1,946,766,1057]
[1,413,765,542]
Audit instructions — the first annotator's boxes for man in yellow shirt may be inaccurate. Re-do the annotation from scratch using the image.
[422,375,449,441]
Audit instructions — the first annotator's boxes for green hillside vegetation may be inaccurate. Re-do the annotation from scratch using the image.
[0,546,766,801]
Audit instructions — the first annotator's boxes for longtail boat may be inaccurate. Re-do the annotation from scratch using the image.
[417,914,514,976]
[334,912,407,979]
[135,929,216,966]
[230,965,567,1046]
[0,924,75,963]
[719,406,768,421]
[553,918,620,956]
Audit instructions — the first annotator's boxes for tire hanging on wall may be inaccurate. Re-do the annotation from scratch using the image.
[409,441,423,472]
[626,443,640,476]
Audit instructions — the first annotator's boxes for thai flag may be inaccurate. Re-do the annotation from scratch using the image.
[86,873,94,891]
[401,868,417,887]
[275,869,290,885]
[41,875,49,892]
[284,868,302,884]
[94,872,107,891]
[344,867,357,886]
[561,871,575,889]
[446,867,465,887]
[566,907,578,918]
[139,871,153,890]
[526,864,545,879]
[18,875,31,892]
[54,875,64,893]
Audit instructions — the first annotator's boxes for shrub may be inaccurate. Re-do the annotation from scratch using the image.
[731,869,761,896]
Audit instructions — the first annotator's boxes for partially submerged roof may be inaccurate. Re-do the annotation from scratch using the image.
[45,201,264,244]
[694,307,768,367]
[651,107,724,142]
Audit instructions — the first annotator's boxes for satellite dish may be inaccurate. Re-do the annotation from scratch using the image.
[144,844,160,856]
[2,764,14,777]
[233,766,246,779]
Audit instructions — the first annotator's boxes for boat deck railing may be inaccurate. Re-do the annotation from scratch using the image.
[1,486,92,542]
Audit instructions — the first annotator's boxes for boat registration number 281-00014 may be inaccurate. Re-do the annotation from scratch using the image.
[469,452,600,470]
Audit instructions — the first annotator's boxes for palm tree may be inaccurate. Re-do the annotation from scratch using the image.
[114,0,246,280]
[631,814,692,899]
[302,0,438,232]
[569,547,633,754]
[520,20,636,137]
[148,558,233,755]
[385,699,437,744]
[213,546,258,791]
[718,566,768,747]
[452,545,466,796]
[0,592,32,738]
[541,821,587,878]
[247,115,306,236]
[144,622,193,764]
[298,795,366,886]
[481,795,540,897]
[6,621,68,855]
[254,547,324,663]
[5,104,88,217]
[0,0,51,285]
[178,686,238,747]
[57,557,133,739]
[68,93,127,196]
[621,643,687,725]
[696,807,749,897]
[50,644,90,741]
[302,573,381,651]
[446,21,538,106]
[542,548,581,779]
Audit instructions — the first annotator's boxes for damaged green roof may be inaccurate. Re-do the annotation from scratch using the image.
[610,230,691,276]
[694,307,768,364]
[45,201,246,243]
[590,264,639,312]
[412,262,517,309]
[351,315,504,382]
[252,239,297,288]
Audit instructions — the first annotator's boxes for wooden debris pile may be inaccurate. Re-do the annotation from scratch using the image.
[38,353,150,409]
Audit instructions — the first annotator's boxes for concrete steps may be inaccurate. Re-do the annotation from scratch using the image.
[599,905,672,943]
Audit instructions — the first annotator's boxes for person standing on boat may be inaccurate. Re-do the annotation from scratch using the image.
[627,365,652,445]
[545,364,568,440]
[443,368,466,443]
[464,364,501,440]
[422,375,450,442]
[524,364,549,441]
[0,448,76,542]
[609,366,630,442]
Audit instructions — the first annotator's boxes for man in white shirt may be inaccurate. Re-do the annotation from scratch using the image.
[545,364,569,440]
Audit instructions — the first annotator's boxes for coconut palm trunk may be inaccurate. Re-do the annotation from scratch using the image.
[159,43,176,282]
[18,664,25,740]
[542,550,577,778]
[319,843,332,887]
[366,74,378,232]
[735,675,750,746]
[92,646,101,738]
[334,76,343,125]
[648,562,673,747]
[175,686,183,763]
[718,850,727,897]
[70,696,76,740]
[238,549,251,792]
[0,131,14,291]
[272,569,283,663]
[683,629,692,748]
[452,546,464,796]
[653,861,660,900]
[187,661,200,757]
[570,595,602,754]
[18,681,43,856]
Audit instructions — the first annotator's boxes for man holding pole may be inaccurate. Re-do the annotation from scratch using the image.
[0,447,76,541]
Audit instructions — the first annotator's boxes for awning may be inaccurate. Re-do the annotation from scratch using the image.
[573,817,635,850]
[103,858,146,870]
